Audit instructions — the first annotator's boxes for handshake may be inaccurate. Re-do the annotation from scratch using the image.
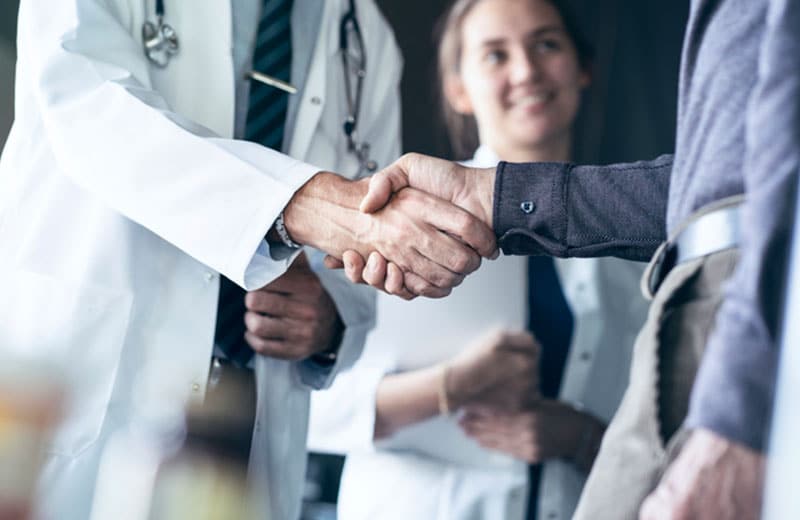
[282,153,498,299]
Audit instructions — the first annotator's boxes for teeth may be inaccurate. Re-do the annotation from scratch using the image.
[514,93,551,106]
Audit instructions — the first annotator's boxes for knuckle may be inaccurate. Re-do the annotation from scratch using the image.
[448,249,476,274]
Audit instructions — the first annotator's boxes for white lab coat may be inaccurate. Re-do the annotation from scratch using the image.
[308,147,648,520]
[0,1,401,519]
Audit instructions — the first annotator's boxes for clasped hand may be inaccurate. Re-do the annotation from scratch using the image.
[285,155,497,299]
[320,153,497,298]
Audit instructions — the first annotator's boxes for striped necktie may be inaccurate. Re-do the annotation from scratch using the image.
[214,0,294,367]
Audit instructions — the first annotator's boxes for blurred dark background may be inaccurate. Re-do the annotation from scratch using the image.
[0,1,689,518]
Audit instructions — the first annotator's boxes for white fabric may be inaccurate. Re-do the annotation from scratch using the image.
[308,146,648,520]
[0,1,401,519]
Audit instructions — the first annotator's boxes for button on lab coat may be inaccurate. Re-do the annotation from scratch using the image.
[0,1,401,518]
[308,146,648,520]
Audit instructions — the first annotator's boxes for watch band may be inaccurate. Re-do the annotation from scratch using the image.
[274,211,301,249]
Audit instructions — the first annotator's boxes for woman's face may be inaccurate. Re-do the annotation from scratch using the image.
[448,0,589,153]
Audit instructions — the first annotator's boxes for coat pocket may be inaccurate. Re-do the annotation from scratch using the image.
[0,270,133,457]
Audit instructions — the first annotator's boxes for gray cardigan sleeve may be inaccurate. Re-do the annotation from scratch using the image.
[686,0,800,451]
[493,155,672,261]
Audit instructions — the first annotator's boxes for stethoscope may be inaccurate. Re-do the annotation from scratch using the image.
[339,0,378,174]
[142,0,179,69]
[141,0,377,175]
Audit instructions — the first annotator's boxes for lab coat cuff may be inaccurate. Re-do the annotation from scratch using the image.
[230,160,321,290]
[306,358,391,454]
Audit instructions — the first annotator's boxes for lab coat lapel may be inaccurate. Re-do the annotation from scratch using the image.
[163,0,236,138]
[286,0,336,160]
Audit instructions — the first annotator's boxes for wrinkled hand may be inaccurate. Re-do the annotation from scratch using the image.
[444,330,540,413]
[324,154,497,297]
[360,153,496,223]
[244,253,342,361]
[639,429,765,520]
[459,402,605,469]
[285,173,497,299]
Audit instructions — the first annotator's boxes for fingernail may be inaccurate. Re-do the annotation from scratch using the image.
[367,254,377,273]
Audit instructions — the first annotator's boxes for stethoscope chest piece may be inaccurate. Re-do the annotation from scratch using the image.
[143,16,179,68]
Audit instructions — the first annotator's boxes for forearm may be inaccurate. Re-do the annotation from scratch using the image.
[282,172,369,256]
[374,366,446,440]
[493,156,672,261]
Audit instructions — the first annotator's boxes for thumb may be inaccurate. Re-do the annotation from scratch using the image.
[360,165,409,214]
[323,255,344,270]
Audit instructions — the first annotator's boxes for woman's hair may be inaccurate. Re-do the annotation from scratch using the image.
[435,0,594,159]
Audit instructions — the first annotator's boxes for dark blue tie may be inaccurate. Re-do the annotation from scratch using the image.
[214,0,294,367]
[525,255,574,520]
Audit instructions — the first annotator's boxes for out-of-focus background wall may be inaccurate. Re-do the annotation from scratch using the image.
[0,1,689,162]
[377,0,689,163]
[0,1,17,149]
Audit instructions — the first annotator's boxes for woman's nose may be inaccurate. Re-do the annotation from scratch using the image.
[509,51,541,84]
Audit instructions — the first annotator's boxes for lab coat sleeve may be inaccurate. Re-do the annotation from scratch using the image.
[18,0,317,290]
[686,0,800,451]
[295,6,403,391]
[294,247,377,390]
[307,340,399,454]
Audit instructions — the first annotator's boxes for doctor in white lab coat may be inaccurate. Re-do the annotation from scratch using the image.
[0,1,402,519]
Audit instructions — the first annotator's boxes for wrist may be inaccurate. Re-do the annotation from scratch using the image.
[437,364,453,415]
[282,172,369,253]
[464,167,495,229]
[443,362,470,411]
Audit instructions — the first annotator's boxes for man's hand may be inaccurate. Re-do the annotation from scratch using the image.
[445,330,540,413]
[459,402,605,471]
[244,253,342,361]
[360,153,496,226]
[323,154,498,296]
[639,429,765,520]
[284,172,497,298]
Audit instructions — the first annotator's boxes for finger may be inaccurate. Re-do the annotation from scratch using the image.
[403,271,452,298]
[385,262,415,299]
[245,290,291,315]
[360,165,409,214]
[245,332,302,361]
[416,195,497,260]
[244,311,288,340]
[412,227,479,280]
[343,250,367,283]
[362,251,389,287]
[324,255,344,269]
[246,292,322,322]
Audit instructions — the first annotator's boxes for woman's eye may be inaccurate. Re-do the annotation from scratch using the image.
[484,50,507,65]
[535,39,562,53]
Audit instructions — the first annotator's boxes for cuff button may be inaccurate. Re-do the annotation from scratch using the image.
[520,201,536,214]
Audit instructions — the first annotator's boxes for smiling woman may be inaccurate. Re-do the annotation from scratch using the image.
[437,0,592,160]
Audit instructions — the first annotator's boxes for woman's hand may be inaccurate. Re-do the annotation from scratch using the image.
[445,330,541,413]
[459,402,605,471]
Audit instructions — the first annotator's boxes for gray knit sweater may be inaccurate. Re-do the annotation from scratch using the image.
[493,0,799,450]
